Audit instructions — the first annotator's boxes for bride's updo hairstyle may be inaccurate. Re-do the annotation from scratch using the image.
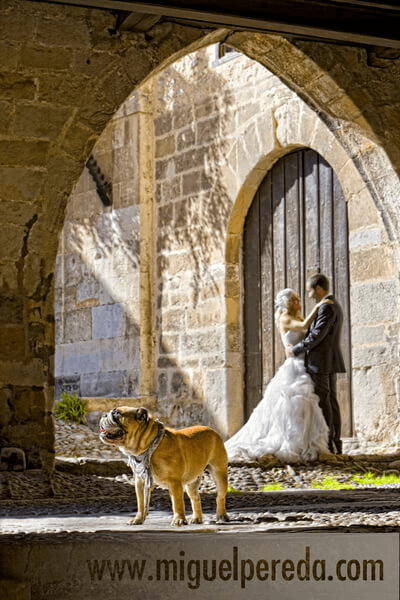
[274,288,296,326]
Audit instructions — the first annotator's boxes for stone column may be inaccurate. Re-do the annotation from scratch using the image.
[138,83,156,399]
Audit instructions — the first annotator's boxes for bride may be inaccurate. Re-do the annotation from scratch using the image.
[225,288,330,463]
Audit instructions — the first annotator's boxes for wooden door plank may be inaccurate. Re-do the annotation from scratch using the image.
[319,156,334,285]
[271,159,286,372]
[303,149,320,316]
[243,191,262,418]
[259,173,275,393]
[285,152,301,294]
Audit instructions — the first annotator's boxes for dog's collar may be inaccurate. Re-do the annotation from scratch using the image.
[128,419,165,516]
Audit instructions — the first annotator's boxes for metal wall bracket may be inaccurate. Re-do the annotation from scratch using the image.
[86,154,113,207]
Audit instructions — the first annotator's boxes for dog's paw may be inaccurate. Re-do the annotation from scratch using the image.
[216,513,230,523]
[189,515,203,524]
[128,515,145,525]
[171,516,188,527]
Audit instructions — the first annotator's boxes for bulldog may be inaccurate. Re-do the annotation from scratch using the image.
[100,406,229,527]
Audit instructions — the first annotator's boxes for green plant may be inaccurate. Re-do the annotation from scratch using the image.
[55,391,88,424]
[312,476,355,490]
[352,471,400,486]
[227,485,242,494]
[260,483,284,491]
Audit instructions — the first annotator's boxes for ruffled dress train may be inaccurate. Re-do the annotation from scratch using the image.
[225,331,329,463]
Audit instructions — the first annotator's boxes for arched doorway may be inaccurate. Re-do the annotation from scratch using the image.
[243,148,352,436]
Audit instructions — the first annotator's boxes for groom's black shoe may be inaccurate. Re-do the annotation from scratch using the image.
[334,440,343,454]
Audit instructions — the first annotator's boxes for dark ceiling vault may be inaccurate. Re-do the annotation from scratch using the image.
[31,0,400,49]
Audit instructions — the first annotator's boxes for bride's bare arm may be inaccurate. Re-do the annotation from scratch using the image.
[278,312,307,336]
[279,299,333,336]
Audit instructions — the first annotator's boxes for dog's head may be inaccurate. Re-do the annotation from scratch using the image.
[99,406,150,448]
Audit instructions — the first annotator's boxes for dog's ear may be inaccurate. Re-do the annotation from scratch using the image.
[136,407,149,423]
[110,408,122,425]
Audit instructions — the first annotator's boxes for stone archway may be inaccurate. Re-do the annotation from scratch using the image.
[243,148,352,433]
[225,94,398,447]
[1,0,400,467]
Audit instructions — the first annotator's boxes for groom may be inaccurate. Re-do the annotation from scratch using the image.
[292,273,346,454]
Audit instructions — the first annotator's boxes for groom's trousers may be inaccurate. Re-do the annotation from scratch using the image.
[309,371,342,454]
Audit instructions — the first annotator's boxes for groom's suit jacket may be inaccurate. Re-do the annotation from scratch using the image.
[292,295,346,374]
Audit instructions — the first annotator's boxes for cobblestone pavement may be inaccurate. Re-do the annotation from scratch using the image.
[2,419,400,534]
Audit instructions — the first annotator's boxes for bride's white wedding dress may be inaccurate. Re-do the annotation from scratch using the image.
[225,329,329,463]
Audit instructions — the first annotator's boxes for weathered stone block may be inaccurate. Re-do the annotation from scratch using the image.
[15,103,72,140]
[0,447,26,471]
[0,326,25,360]
[182,170,201,195]
[238,101,260,126]
[0,100,12,134]
[55,341,101,375]
[350,280,398,324]
[0,72,36,100]
[36,16,90,48]
[174,148,206,174]
[81,370,138,397]
[20,44,73,71]
[0,386,12,428]
[243,121,260,160]
[0,262,18,290]
[349,227,382,249]
[0,140,49,167]
[197,116,219,145]
[162,309,185,332]
[352,343,396,369]
[55,374,81,400]
[195,98,216,120]
[186,300,222,329]
[0,580,30,600]
[92,303,125,340]
[154,112,172,136]
[159,333,179,354]
[155,134,175,158]
[61,120,94,159]
[98,336,140,372]
[158,203,173,232]
[350,247,396,282]
[171,371,190,398]
[64,308,92,343]
[76,277,100,305]
[177,126,195,151]
[160,176,181,203]
[352,324,386,346]
[0,293,23,324]
[155,157,174,180]
[182,329,224,354]
[173,105,193,130]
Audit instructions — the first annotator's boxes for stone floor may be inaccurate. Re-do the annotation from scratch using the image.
[2,418,400,534]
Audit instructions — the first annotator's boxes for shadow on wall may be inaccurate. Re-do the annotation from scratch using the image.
[55,47,237,434]
[55,206,141,401]
[154,49,238,434]
[156,50,234,305]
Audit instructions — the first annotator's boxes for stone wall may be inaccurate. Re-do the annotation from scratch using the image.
[0,0,213,469]
[54,94,144,400]
[56,44,400,448]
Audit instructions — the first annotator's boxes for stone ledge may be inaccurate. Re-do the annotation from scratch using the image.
[84,395,157,413]
[55,456,130,476]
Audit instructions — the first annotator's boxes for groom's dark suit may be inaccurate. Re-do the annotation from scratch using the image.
[292,295,346,454]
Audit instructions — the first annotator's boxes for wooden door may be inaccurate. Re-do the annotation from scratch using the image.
[243,149,352,436]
